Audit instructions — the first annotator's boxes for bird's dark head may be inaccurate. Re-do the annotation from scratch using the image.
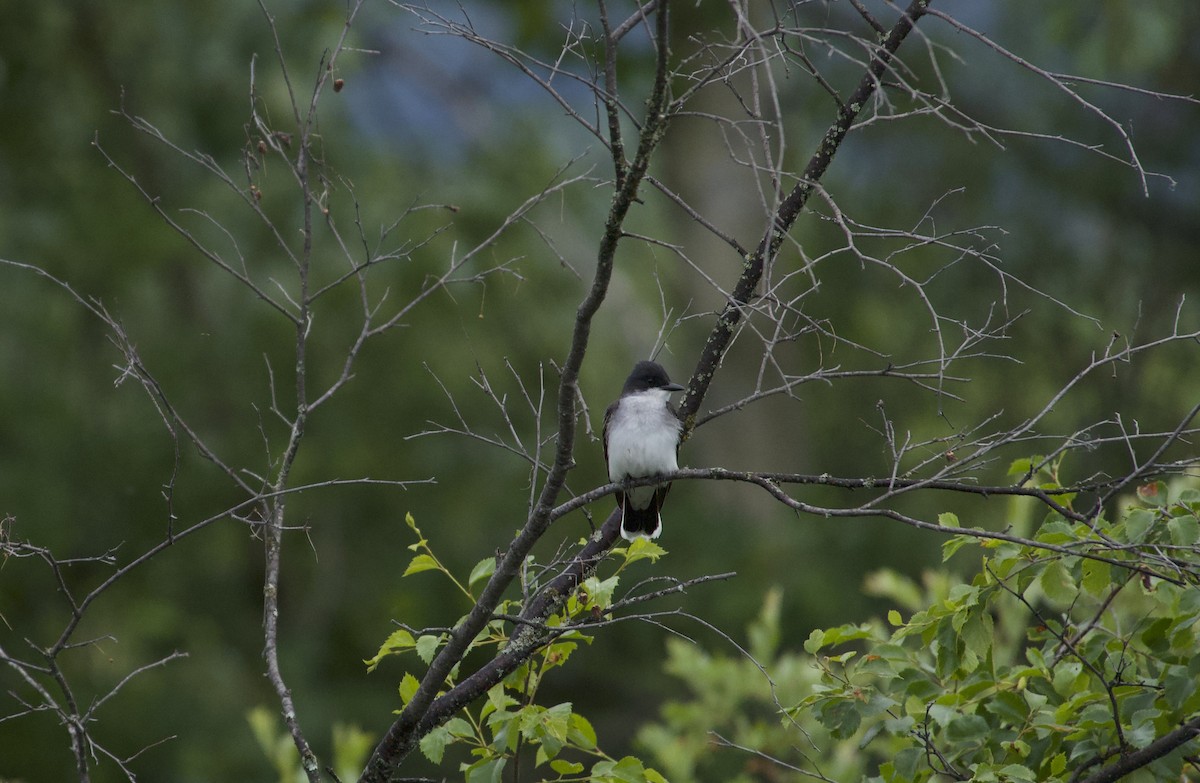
[623,360,685,395]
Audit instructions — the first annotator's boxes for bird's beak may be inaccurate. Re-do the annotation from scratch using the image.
[664,382,685,392]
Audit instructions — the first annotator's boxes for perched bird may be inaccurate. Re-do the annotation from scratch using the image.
[603,360,685,540]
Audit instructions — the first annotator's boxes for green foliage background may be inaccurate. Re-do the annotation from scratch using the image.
[1,2,1198,780]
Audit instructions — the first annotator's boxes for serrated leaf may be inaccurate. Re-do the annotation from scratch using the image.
[819,699,861,739]
[894,747,921,780]
[1127,708,1160,748]
[593,756,647,783]
[403,553,441,577]
[525,702,572,744]
[365,629,416,672]
[998,763,1036,781]
[1167,515,1200,546]
[1052,660,1083,696]
[416,634,441,664]
[398,672,420,705]
[543,705,572,757]
[568,712,597,750]
[543,640,577,670]
[1163,666,1197,710]
[1008,457,1037,478]
[938,511,960,527]
[487,684,518,713]
[1081,558,1111,597]
[419,723,452,764]
[819,623,874,648]
[942,534,975,562]
[582,575,619,609]
[984,690,1028,725]
[960,609,994,660]
[464,757,506,783]
[1125,508,1155,542]
[623,537,667,565]
[469,556,497,588]
[1038,560,1078,607]
[1137,481,1168,506]
[944,713,989,743]
[550,759,584,774]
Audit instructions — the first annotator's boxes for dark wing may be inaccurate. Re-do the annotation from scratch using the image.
[602,399,619,472]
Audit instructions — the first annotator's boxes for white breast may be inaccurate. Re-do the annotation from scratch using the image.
[606,390,681,507]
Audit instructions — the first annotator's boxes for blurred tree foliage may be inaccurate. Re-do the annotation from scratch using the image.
[1,2,1197,781]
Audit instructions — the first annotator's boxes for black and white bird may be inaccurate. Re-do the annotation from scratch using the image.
[603,360,685,540]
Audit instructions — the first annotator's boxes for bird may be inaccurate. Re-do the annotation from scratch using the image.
[603,360,685,540]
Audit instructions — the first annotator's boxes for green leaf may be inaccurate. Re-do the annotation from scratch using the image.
[365,629,416,672]
[1125,509,1155,542]
[582,575,619,609]
[1052,661,1083,696]
[403,553,441,577]
[1163,666,1197,710]
[520,701,572,750]
[1034,520,1076,545]
[942,534,977,562]
[622,537,667,565]
[1008,457,1039,478]
[1038,560,1078,608]
[419,723,452,764]
[542,641,578,672]
[1081,558,1111,597]
[894,747,921,780]
[935,621,963,679]
[938,511,960,527]
[463,757,506,783]
[984,690,1028,725]
[469,556,497,588]
[550,759,584,775]
[997,763,1036,781]
[568,712,597,750]
[1127,708,1161,748]
[398,672,419,705]
[819,699,861,739]
[1137,481,1168,507]
[944,713,989,743]
[1167,515,1200,546]
[816,623,874,649]
[487,683,518,712]
[416,634,441,664]
[887,609,903,627]
[592,756,647,783]
[960,609,994,661]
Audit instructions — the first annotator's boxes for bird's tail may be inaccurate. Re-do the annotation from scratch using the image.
[618,492,664,541]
